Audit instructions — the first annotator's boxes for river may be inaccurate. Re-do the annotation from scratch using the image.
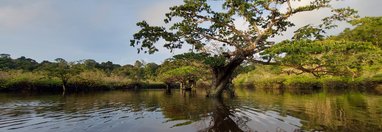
[0,88,381,132]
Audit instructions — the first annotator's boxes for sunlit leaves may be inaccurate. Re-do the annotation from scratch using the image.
[333,17,382,48]
[293,25,325,40]
[159,66,200,83]
[264,40,382,77]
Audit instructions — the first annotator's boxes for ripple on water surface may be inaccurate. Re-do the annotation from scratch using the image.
[0,89,381,132]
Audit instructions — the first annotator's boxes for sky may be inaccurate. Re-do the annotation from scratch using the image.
[0,0,381,65]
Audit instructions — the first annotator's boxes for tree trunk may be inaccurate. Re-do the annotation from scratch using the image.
[165,83,171,94]
[207,57,244,98]
[62,79,67,96]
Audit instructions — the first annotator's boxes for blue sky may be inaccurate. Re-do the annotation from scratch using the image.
[0,0,381,65]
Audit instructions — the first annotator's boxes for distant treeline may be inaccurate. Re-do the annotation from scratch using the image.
[0,52,253,93]
[1,16,382,93]
[0,54,170,92]
[0,54,159,80]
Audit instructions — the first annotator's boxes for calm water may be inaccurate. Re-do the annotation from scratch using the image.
[0,89,381,132]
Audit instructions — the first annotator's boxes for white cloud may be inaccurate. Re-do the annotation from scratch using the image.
[0,1,51,30]
[139,0,182,26]
[271,0,382,42]
[0,0,381,65]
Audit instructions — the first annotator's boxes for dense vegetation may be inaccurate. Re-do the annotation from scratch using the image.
[0,56,166,92]
[0,52,252,93]
[2,16,382,95]
[233,64,382,94]
[0,0,381,96]
[235,17,382,93]
[131,0,359,97]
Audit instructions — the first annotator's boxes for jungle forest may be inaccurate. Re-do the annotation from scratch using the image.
[0,0,382,132]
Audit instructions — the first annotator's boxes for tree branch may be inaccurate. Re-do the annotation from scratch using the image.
[200,33,242,52]
[194,14,253,44]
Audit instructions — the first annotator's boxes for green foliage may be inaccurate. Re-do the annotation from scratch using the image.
[113,65,135,77]
[0,54,14,70]
[157,52,211,85]
[233,64,285,85]
[0,54,168,91]
[131,0,358,97]
[264,40,382,77]
[131,0,356,69]
[14,56,39,71]
[159,66,201,83]
[293,25,325,40]
[171,52,227,68]
[240,16,382,91]
[333,17,382,48]
[234,64,382,93]
[235,71,382,91]
[0,71,61,90]
[82,59,98,69]
[112,60,158,81]
[97,61,121,75]
[0,54,39,71]
[172,52,208,61]
[70,70,132,88]
[144,63,159,80]
[283,76,322,89]
[39,58,81,86]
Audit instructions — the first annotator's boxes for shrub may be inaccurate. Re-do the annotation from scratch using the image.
[283,76,322,90]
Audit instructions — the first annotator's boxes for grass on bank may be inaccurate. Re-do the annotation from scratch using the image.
[233,65,382,93]
[0,70,166,92]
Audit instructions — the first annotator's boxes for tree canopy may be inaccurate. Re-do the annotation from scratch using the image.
[264,40,382,78]
[159,66,200,84]
[131,0,358,97]
[131,0,357,60]
[263,16,382,78]
[332,17,382,48]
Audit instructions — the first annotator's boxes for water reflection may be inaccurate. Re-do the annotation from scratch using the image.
[0,89,381,132]
[198,99,248,132]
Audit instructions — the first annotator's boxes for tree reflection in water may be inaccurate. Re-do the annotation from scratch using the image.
[197,99,250,132]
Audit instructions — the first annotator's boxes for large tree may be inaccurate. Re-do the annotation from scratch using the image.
[41,58,81,93]
[0,54,14,70]
[131,0,357,97]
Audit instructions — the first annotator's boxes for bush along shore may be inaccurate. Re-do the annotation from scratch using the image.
[233,65,382,94]
[0,70,168,93]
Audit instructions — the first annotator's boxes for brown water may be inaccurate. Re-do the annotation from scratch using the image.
[0,89,381,132]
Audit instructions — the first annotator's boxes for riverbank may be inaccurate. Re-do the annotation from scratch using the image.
[233,65,382,94]
[0,71,168,93]
[3,66,382,94]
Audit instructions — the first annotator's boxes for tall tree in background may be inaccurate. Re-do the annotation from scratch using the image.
[41,58,81,94]
[14,56,39,71]
[0,54,14,70]
[144,63,159,80]
[131,0,358,97]
[133,60,145,82]
[98,61,121,76]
